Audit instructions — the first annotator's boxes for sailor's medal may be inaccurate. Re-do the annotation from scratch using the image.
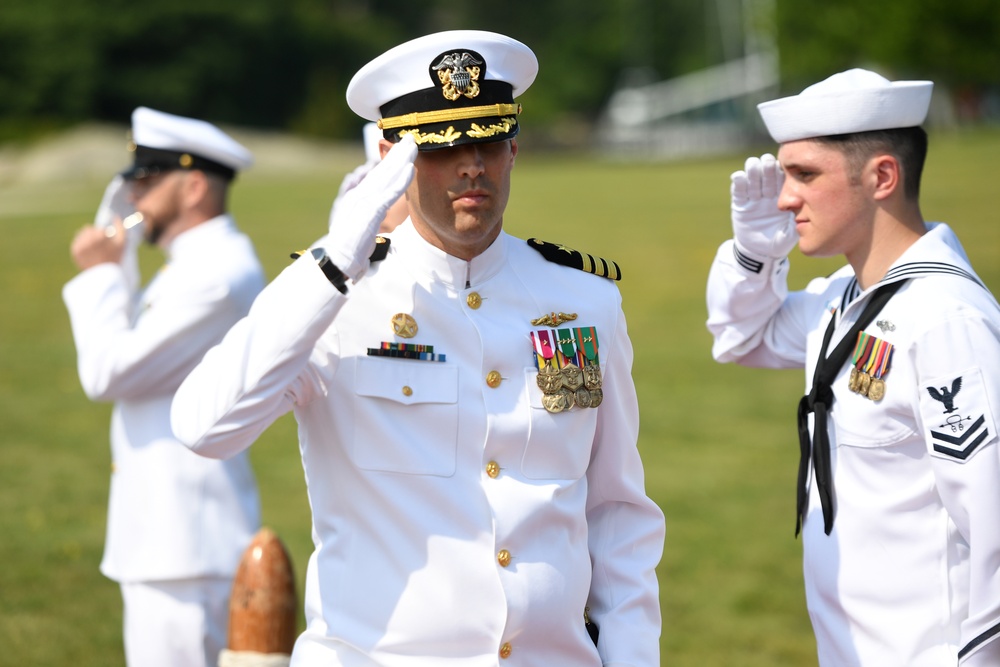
[575,326,603,392]
[556,328,584,391]
[542,390,573,413]
[848,331,894,401]
[531,330,563,411]
[848,367,862,393]
[867,377,886,401]
[561,361,584,391]
[537,362,562,394]
[866,336,893,401]
[858,371,871,396]
[589,387,604,408]
[541,393,562,413]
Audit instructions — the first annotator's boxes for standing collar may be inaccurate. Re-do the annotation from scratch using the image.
[388,220,509,289]
[165,214,235,259]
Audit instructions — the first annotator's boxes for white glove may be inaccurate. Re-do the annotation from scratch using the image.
[334,159,378,201]
[730,153,798,259]
[93,175,143,291]
[326,134,416,282]
[93,175,135,230]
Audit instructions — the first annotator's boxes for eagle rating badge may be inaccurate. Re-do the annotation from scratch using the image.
[922,368,997,462]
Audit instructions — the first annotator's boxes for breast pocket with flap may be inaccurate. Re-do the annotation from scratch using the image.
[351,357,459,476]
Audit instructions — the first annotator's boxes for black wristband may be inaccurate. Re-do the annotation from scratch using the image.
[311,248,349,294]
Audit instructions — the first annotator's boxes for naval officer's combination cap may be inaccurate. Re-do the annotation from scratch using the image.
[122,106,253,181]
[758,68,934,143]
[346,30,538,151]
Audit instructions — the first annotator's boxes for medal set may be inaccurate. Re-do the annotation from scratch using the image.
[530,326,603,413]
[847,331,894,401]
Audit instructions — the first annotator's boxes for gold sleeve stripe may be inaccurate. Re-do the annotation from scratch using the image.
[379,103,521,130]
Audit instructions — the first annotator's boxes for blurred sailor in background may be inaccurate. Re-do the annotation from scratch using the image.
[63,107,264,667]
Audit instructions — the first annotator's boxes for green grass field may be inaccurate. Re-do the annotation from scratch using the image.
[1,127,997,666]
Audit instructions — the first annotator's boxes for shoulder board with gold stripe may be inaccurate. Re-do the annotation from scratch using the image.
[527,238,622,281]
[290,236,392,263]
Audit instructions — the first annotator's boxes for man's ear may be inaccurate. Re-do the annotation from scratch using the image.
[181,169,209,207]
[871,154,901,201]
[378,139,395,160]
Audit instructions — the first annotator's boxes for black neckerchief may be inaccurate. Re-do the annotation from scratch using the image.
[794,258,986,537]
[795,279,907,536]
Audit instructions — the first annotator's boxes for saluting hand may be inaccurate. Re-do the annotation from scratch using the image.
[730,153,798,259]
[70,217,127,271]
[326,134,416,282]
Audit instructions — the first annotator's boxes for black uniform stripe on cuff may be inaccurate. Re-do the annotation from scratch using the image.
[959,620,1000,660]
[733,245,764,274]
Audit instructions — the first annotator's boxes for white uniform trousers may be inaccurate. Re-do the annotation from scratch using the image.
[120,577,232,667]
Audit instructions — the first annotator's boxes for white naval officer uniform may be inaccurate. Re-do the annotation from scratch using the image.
[63,215,264,663]
[706,222,1000,665]
[172,219,665,667]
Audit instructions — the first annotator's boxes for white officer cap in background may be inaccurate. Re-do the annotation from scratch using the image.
[363,122,383,162]
[346,30,538,150]
[758,68,934,143]
[123,106,253,181]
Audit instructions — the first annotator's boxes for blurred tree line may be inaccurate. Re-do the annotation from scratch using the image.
[0,0,997,142]
[777,0,1000,121]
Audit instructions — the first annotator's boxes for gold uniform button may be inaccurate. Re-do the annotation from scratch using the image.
[499,642,512,659]
[497,549,512,567]
[402,385,413,397]
[466,292,482,309]
[486,461,501,478]
[486,370,502,388]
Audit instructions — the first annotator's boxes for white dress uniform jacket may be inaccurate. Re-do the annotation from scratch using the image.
[64,215,263,582]
[172,221,665,667]
[706,223,1000,666]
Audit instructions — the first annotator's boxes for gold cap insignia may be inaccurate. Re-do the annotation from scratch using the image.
[432,51,483,101]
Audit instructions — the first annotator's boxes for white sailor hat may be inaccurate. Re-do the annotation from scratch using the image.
[346,30,538,151]
[758,68,934,143]
[122,107,253,181]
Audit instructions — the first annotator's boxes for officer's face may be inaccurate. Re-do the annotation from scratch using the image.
[404,139,517,261]
[128,170,185,246]
[777,139,874,260]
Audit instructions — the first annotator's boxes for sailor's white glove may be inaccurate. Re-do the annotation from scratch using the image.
[334,159,379,201]
[93,175,143,290]
[94,175,135,230]
[730,154,798,259]
[326,135,416,282]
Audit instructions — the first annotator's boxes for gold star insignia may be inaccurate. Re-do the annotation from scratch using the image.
[391,313,418,338]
